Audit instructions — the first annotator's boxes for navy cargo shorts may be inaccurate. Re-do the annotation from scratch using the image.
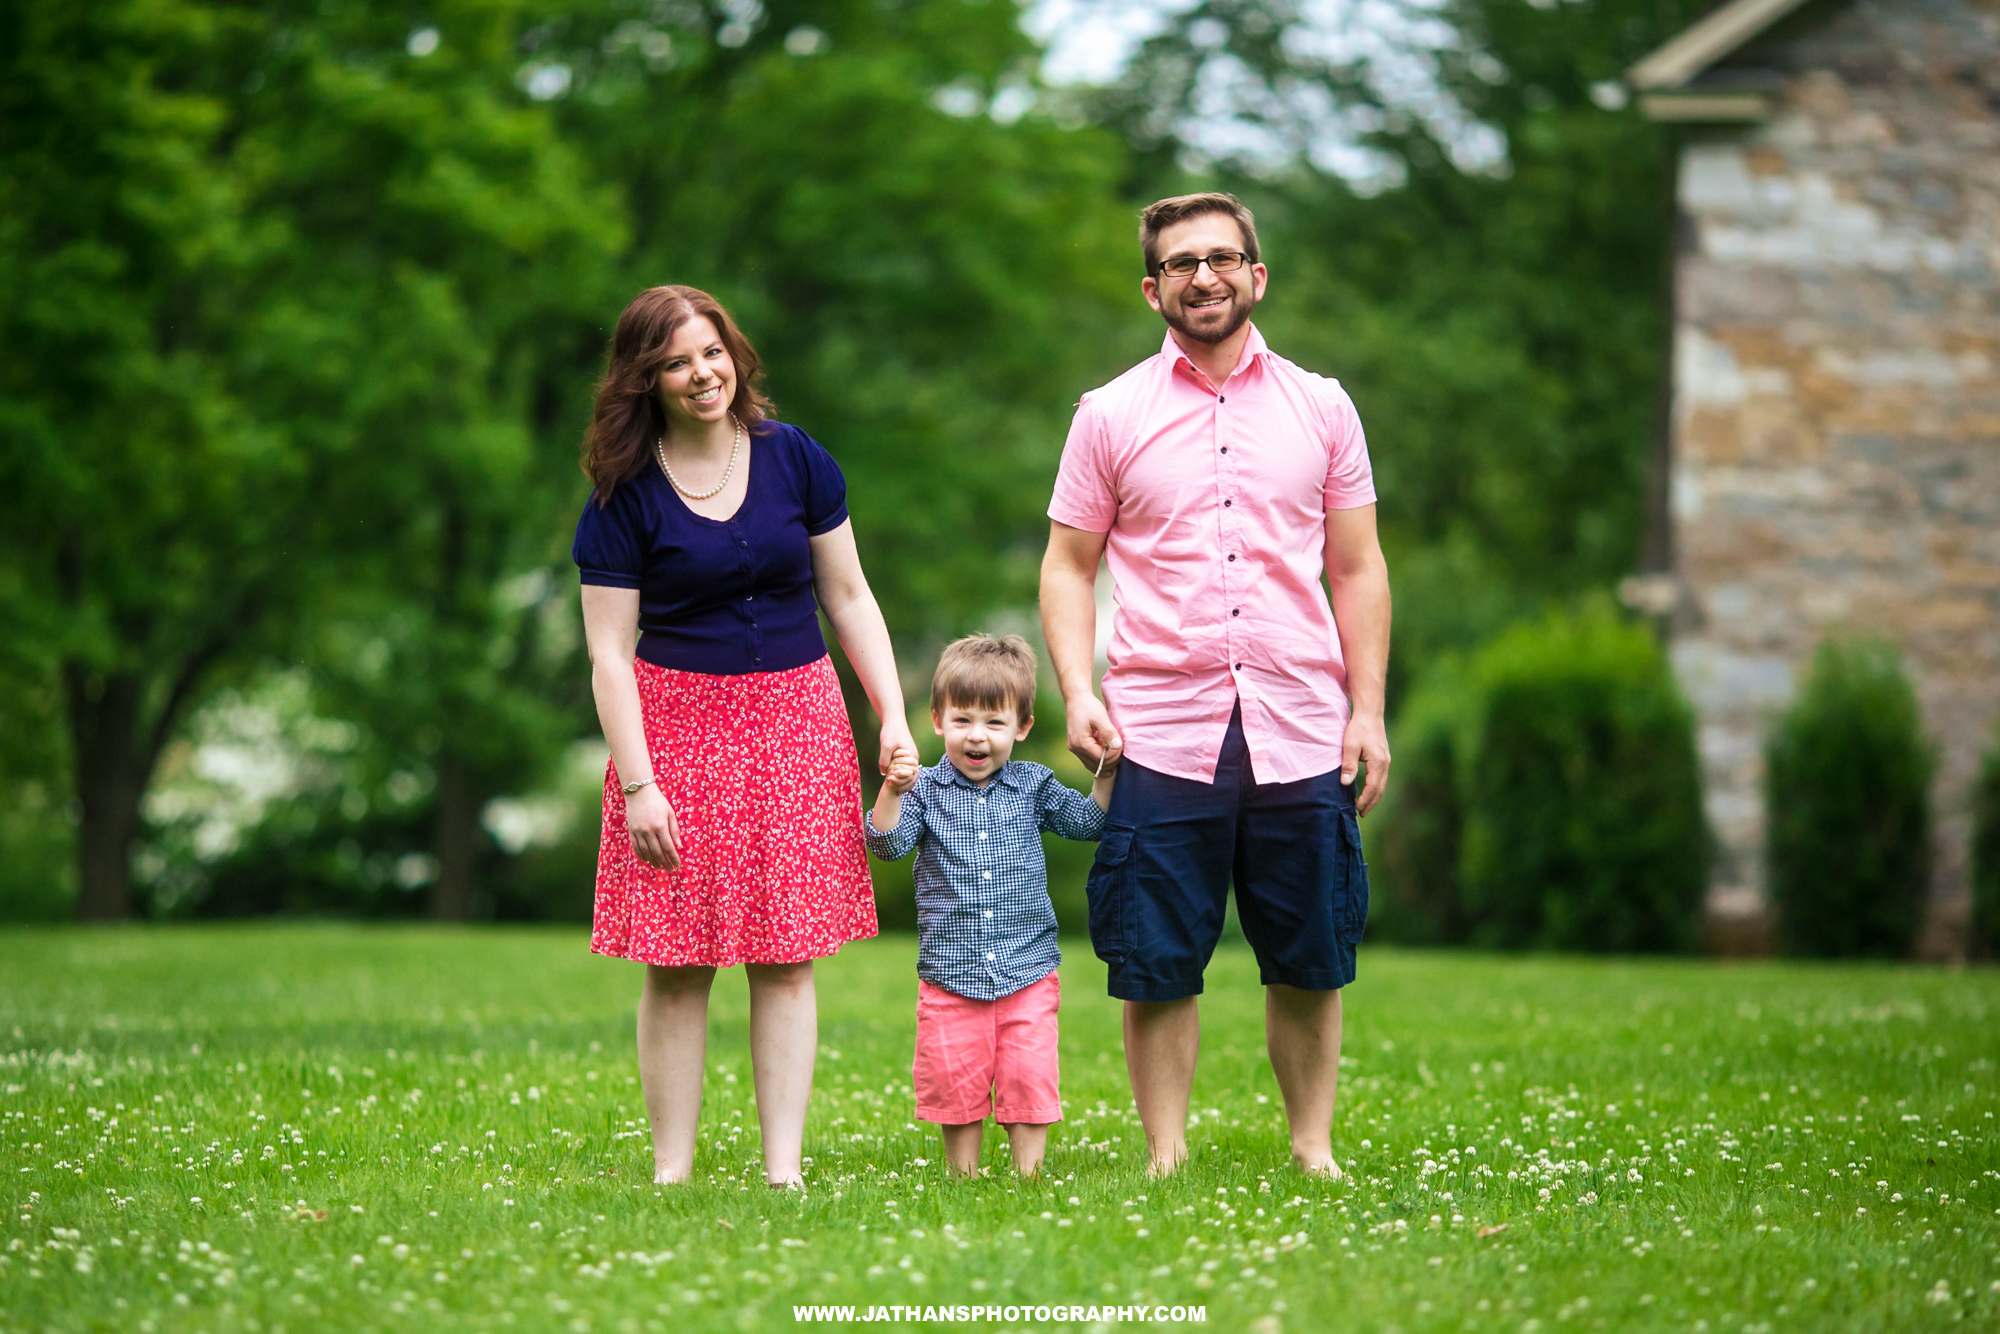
[1084,703,1369,1002]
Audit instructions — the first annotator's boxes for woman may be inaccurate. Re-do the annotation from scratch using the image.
[573,285,914,1187]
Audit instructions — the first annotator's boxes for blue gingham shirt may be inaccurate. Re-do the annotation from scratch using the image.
[864,759,1107,1000]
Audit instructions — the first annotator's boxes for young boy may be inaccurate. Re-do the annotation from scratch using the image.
[865,634,1119,1176]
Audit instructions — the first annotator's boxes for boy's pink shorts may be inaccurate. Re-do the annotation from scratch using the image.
[912,971,1062,1125]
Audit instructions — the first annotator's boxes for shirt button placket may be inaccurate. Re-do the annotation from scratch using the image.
[1219,391,1241,675]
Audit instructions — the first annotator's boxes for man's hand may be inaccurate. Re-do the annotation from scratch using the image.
[626,784,683,871]
[1341,712,1390,816]
[882,745,921,796]
[1065,693,1122,771]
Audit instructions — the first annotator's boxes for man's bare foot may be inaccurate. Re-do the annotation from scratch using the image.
[1291,1153,1343,1180]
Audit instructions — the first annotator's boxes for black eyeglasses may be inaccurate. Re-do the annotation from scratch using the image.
[1152,251,1252,279]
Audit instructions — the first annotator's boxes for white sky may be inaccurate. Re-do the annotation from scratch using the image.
[1022,0,1506,183]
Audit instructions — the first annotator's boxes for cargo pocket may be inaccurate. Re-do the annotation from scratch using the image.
[1086,825,1136,962]
[1336,808,1371,945]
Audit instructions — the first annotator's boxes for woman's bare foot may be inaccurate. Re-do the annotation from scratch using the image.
[1291,1152,1343,1179]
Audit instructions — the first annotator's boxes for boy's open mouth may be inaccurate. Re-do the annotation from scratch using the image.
[960,749,990,764]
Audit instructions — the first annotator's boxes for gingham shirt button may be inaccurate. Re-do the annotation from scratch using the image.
[986,953,996,961]
[982,871,991,880]
[984,910,993,918]
[978,830,987,840]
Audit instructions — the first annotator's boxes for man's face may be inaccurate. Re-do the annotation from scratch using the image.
[1142,214,1268,346]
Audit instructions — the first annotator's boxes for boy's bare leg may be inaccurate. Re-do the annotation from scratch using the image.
[1265,984,1343,1176]
[745,961,817,1187]
[1124,997,1199,1175]
[941,1122,984,1176]
[1002,1123,1050,1176]
[638,964,717,1183]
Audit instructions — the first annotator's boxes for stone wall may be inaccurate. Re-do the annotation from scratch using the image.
[1667,0,2000,956]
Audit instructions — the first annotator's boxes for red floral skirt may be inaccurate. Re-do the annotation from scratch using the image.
[591,654,877,967]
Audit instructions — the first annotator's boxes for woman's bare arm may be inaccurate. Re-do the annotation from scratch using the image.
[582,585,681,869]
[810,519,917,774]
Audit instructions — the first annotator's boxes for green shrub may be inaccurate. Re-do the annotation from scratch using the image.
[1372,599,1708,951]
[1764,637,1933,958]
[1368,667,1472,945]
[1970,729,2000,959]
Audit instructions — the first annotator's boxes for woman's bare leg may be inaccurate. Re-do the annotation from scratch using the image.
[941,1122,984,1176]
[746,960,817,1186]
[1002,1122,1049,1176]
[638,964,717,1183]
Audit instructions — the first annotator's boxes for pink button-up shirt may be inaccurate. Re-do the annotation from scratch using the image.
[1048,325,1376,785]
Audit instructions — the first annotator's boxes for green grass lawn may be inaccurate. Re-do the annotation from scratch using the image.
[2,928,1997,1334]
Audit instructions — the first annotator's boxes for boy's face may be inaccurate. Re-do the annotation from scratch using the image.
[934,698,1031,786]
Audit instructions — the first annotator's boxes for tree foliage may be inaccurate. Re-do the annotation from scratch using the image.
[2,0,1721,921]
[0,0,617,917]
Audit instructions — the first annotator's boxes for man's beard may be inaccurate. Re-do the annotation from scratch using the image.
[1162,290,1253,345]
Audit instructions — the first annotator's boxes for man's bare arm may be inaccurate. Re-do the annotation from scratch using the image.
[1039,520,1120,768]
[1324,503,1392,816]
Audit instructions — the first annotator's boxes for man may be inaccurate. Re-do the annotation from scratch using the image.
[1040,191,1391,1177]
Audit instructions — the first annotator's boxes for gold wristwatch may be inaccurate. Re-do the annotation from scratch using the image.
[622,776,655,796]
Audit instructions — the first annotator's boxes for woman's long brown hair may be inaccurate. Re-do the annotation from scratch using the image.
[581,285,774,502]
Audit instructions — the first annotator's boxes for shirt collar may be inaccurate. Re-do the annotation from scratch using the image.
[1161,322,1270,387]
[931,756,1020,791]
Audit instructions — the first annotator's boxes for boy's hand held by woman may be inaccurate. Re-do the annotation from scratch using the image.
[883,746,922,794]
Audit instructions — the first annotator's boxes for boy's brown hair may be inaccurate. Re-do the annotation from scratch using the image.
[931,634,1038,724]
[1139,191,1260,275]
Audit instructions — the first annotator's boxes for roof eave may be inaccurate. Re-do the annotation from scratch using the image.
[1625,0,1818,91]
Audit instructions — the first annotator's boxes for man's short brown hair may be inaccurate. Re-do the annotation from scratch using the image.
[931,634,1038,723]
[1139,192,1261,274]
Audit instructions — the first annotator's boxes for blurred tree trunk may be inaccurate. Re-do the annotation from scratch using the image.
[63,644,221,920]
[65,669,143,921]
[429,753,479,921]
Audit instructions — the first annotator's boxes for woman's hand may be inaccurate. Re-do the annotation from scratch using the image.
[626,784,682,871]
[878,719,918,778]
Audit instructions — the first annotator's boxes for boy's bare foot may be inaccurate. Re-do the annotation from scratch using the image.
[654,1165,690,1185]
[1291,1152,1343,1179]
[766,1173,805,1190]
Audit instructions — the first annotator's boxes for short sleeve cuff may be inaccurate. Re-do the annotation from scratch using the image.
[1323,483,1377,510]
[577,568,644,589]
[1047,500,1115,533]
[806,502,850,537]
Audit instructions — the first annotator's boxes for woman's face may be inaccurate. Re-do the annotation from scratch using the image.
[654,314,737,435]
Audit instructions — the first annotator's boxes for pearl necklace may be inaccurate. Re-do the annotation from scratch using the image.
[657,414,743,501]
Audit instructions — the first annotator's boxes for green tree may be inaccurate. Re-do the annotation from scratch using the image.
[0,0,616,918]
